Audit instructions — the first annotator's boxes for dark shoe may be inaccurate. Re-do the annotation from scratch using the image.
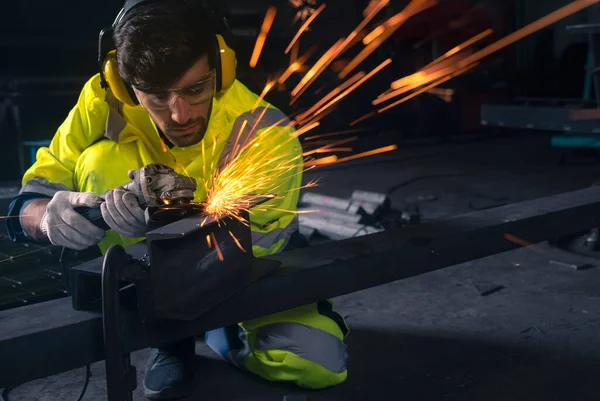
[143,338,196,399]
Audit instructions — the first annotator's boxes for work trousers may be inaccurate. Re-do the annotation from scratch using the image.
[72,139,349,388]
[205,300,349,389]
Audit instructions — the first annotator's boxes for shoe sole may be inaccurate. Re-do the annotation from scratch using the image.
[143,380,196,400]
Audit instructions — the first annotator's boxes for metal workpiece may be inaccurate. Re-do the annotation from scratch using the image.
[139,195,276,321]
[73,195,277,320]
[142,210,256,321]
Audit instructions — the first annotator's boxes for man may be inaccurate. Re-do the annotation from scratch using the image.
[6,0,348,399]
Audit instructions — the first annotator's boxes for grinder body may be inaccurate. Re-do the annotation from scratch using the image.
[75,164,199,229]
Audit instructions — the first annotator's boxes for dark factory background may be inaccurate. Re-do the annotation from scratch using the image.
[0,0,592,183]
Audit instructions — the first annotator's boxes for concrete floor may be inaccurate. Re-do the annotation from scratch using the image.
[5,132,600,400]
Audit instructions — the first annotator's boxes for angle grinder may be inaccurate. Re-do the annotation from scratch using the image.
[75,164,201,230]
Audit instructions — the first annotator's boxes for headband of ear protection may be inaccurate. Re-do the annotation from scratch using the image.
[98,0,237,107]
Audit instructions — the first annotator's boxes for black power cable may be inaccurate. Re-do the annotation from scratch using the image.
[1,364,92,401]
[76,364,92,401]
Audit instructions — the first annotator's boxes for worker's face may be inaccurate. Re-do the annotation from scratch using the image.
[133,56,214,148]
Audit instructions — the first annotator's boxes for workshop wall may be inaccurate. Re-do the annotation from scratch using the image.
[513,0,589,97]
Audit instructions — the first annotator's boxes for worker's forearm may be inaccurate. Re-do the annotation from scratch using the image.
[21,199,50,242]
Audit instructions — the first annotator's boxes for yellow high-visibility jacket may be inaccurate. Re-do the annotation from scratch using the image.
[21,74,303,256]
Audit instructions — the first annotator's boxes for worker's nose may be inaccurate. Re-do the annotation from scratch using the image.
[169,97,193,124]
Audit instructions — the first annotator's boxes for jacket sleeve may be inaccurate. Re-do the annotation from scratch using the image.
[21,75,108,195]
[234,112,303,258]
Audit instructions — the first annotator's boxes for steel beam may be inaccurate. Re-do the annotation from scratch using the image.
[3,186,600,388]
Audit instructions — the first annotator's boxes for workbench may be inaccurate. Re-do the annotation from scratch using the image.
[2,185,600,394]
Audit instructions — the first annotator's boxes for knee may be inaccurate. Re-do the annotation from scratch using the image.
[245,323,349,390]
[74,140,141,192]
[294,360,348,390]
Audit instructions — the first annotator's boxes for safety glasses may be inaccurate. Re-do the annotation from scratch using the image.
[134,69,216,110]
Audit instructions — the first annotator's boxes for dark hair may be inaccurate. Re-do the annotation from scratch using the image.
[113,0,216,90]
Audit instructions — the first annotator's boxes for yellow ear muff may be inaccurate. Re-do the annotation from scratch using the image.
[103,50,137,107]
[215,34,237,92]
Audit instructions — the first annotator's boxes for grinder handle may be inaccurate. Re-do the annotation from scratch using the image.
[72,178,137,231]
[74,206,111,231]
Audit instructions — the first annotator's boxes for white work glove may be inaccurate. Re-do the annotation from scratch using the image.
[100,188,148,238]
[40,191,106,250]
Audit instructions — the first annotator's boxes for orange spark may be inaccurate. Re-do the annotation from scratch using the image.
[291,121,321,138]
[421,51,473,76]
[378,62,479,113]
[221,119,248,167]
[290,38,345,101]
[364,0,390,17]
[363,0,432,45]
[290,40,300,63]
[279,45,319,84]
[0,246,52,265]
[303,136,358,156]
[285,3,326,54]
[389,71,428,91]
[279,62,302,84]
[333,144,398,164]
[312,58,392,118]
[284,179,320,194]
[247,107,271,139]
[503,233,548,255]
[422,29,493,71]
[340,0,438,79]
[336,0,391,56]
[316,147,353,153]
[349,111,377,126]
[250,6,277,68]
[304,155,338,167]
[454,0,600,75]
[377,87,394,98]
[228,230,247,252]
[202,125,304,224]
[253,80,276,110]
[201,215,209,227]
[504,233,533,248]
[206,234,212,248]
[160,138,168,153]
[377,54,470,104]
[295,71,365,123]
[210,232,224,261]
[304,128,368,140]
[427,87,454,102]
[290,0,390,104]
[300,104,339,127]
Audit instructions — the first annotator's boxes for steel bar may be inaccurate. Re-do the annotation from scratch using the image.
[3,186,600,389]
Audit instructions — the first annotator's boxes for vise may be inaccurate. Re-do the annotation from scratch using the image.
[69,196,279,401]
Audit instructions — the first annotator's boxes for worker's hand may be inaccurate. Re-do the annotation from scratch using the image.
[40,191,106,250]
[100,188,147,238]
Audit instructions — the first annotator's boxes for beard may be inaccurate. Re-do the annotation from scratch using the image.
[149,101,213,148]
[164,116,208,147]
[163,101,213,148]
